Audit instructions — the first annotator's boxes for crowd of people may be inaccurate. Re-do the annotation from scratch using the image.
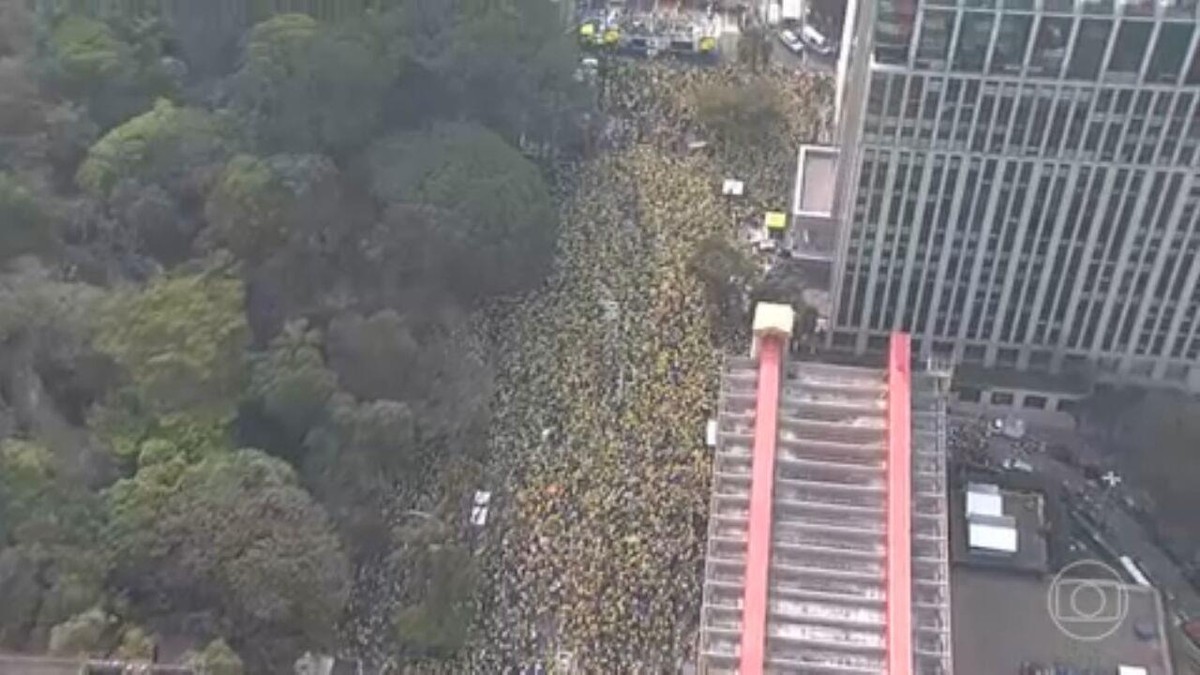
[464,61,833,671]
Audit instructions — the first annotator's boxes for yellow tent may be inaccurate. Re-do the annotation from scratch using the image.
[603,28,620,45]
[698,36,717,52]
[764,211,788,231]
[579,22,596,38]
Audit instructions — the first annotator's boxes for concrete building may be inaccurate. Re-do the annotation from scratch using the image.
[698,303,953,674]
[799,0,1200,394]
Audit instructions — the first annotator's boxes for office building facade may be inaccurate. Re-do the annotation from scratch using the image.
[825,0,1200,392]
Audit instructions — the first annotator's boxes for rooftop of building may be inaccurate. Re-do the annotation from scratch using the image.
[951,567,1174,675]
[792,145,838,218]
[699,316,952,674]
[951,483,1051,574]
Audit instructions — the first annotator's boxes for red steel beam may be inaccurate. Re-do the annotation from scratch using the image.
[886,333,914,675]
[738,335,783,675]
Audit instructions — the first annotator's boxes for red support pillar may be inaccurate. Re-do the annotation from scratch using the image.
[738,335,783,675]
[886,333,914,675]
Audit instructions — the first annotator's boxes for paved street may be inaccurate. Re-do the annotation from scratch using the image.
[953,416,1200,617]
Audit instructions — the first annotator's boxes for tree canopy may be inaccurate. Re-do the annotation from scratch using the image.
[367,123,557,297]
[95,273,249,418]
[0,0,584,668]
[76,98,233,200]
[106,449,350,658]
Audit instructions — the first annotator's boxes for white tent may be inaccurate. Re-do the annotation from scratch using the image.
[967,514,1018,554]
[966,483,1003,518]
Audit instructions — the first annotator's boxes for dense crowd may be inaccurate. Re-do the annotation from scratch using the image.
[462,61,833,671]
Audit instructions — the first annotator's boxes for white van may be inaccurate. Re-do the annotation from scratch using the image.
[801,24,836,56]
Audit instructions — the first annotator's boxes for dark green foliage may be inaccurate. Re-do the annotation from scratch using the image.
[36,13,178,130]
[366,123,557,298]
[230,14,401,155]
[95,273,249,419]
[247,319,337,443]
[0,441,108,651]
[0,0,586,666]
[392,542,475,658]
[106,448,351,663]
[76,98,235,201]
[0,174,54,261]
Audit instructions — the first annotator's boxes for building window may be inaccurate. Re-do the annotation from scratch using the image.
[1165,363,1188,382]
[997,348,1019,366]
[1057,399,1077,413]
[1130,360,1155,377]
[1069,19,1113,80]
[916,9,955,68]
[1022,395,1048,410]
[1029,350,1053,371]
[954,11,995,72]
[1030,16,1072,76]
[991,391,1015,405]
[1108,20,1152,75]
[964,345,987,364]
[958,387,983,403]
[867,335,889,352]
[991,14,1032,74]
[1148,22,1193,84]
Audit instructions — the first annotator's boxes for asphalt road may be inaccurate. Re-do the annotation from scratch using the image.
[965,418,1200,620]
[954,417,1200,672]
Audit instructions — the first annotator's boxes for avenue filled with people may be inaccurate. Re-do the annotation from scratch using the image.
[470,60,833,671]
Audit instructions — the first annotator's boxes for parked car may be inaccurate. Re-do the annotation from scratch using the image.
[1002,457,1034,473]
[800,24,836,56]
[777,29,804,54]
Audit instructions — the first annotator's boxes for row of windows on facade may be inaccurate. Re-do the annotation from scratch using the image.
[838,159,1200,356]
[863,74,1200,165]
[835,275,1200,360]
[839,267,1200,358]
[850,153,1199,269]
[911,0,1197,21]
[872,6,1200,84]
[830,331,1194,385]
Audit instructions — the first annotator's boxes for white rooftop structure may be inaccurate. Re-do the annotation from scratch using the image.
[967,514,1018,554]
[965,483,1004,518]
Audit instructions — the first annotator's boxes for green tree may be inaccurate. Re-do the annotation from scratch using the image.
[323,308,491,456]
[47,607,112,657]
[204,154,289,261]
[694,79,787,150]
[108,179,191,264]
[247,319,337,443]
[303,393,417,547]
[76,98,234,200]
[230,13,400,155]
[95,273,249,418]
[184,638,245,675]
[106,449,350,662]
[392,542,475,659]
[0,441,108,651]
[397,0,581,141]
[0,173,53,261]
[366,123,557,297]
[37,14,176,129]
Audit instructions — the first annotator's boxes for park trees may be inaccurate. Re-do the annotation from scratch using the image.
[106,448,350,667]
[77,99,235,202]
[230,14,400,156]
[366,123,557,298]
[37,14,177,130]
[94,273,248,419]
[0,173,54,261]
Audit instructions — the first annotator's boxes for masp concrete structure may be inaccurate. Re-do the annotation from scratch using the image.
[699,303,953,674]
